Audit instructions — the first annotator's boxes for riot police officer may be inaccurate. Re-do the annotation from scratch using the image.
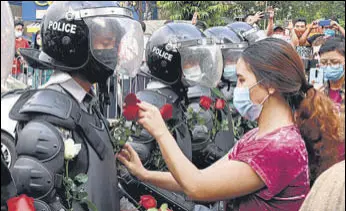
[9,2,144,211]
[205,25,259,141]
[117,23,224,210]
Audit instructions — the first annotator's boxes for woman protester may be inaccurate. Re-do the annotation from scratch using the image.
[118,38,342,211]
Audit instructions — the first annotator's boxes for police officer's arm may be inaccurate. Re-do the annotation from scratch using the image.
[136,102,265,201]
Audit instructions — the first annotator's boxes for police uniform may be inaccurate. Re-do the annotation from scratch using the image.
[8,1,144,211]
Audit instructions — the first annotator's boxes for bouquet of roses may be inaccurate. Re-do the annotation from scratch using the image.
[187,95,229,139]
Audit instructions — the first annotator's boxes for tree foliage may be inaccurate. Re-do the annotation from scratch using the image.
[157,1,345,27]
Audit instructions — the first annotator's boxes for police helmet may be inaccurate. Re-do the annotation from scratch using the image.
[20,1,144,83]
[204,26,248,82]
[145,23,223,88]
[227,21,267,44]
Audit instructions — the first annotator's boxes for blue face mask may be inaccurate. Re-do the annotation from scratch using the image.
[233,81,270,121]
[324,29,336,37]
[223,65,237,82]
[321,65,345,82]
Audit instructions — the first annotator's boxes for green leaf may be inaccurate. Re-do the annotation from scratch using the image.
[160,203,169,211]
[77,191,88,201]
[74,174,88,185]
[83,199,98,211]
[147,208,159,211]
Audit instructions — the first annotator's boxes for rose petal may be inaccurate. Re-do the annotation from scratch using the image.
[123,105,139,121]
[140,195,157,209]
[200,96,212,110]
[7,194,35,211]
[160,104,173,120]
[124,93,139,106]
[215,99,226,110]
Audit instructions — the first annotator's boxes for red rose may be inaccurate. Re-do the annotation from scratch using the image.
[140,195,157,209]
[215,99,226,110]
[160,104,173,120]
[124,93,140,105]
[123,94,141,121]
[7,194,35,211]
[199,96,213,110]
[228,153,232,160]
[123,105,140,121]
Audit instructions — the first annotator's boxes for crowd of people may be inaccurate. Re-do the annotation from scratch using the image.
[1,1,345,211]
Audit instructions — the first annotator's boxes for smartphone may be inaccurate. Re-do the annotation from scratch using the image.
[309,67,324,87]
[262,12,271,19]
[284,20,289,28]
[319,20,331,27]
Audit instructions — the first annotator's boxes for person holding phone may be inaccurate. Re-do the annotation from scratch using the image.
[321,18,345,38]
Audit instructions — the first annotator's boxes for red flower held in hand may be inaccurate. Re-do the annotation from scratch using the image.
[140,195,157,209]
[200,96,212,110]
[215,98,226,110]
[7,194,35,211]
[160,104,173,120]
[123,93,141,121]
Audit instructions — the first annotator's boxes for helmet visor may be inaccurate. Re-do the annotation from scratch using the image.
[180,44,223,88]
[86,17,144,77]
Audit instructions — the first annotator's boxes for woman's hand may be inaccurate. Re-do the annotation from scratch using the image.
[117,144,147,180]
[137,101,170,140]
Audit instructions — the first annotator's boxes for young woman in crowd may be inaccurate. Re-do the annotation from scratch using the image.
[118,38,342,211]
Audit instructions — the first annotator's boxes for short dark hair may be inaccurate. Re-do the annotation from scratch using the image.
[14,20,24,27]
[293,18,307,26]
[319,37,345,57]
[273,26,284,32]
[244,13,255,22]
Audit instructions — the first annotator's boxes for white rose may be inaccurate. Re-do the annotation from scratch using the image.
[64,138,82,160]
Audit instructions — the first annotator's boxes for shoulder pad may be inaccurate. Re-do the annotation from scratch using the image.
[187,85,211,99]
[9,89,78,129]
[137,88,179,108]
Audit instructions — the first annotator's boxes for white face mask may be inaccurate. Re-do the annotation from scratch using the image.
[15,31,23,38]
[183,65,204,86]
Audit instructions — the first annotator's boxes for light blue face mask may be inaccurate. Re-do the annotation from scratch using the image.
[233,81,270,121]
[321,65,345,82]
[223,65,237,82]
[324,29,336,37]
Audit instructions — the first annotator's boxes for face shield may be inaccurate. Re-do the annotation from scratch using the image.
[176,39,223,88]
[83,8,144,77]
[1,1,15,92]
[242,28,267,43]
[220,43,248,82]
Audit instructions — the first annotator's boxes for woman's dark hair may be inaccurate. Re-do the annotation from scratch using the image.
[319,37,345,57]
[33,30,41,50]
[241,38,342,184]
